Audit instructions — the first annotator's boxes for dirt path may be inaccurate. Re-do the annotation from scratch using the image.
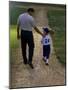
[10,10,65,89]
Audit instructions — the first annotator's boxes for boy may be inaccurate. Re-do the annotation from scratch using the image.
[41,27,52,65]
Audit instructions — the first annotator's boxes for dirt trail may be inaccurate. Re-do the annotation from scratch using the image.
[10,9,65,89]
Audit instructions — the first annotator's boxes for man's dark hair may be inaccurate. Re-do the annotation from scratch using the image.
[27,8,35,12]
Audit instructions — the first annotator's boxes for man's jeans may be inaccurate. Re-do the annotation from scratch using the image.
[21,30,34,64]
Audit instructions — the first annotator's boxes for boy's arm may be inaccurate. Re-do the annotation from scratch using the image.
[49,28,55,36]
[49,29,55,40]
[49,30,54,35]
[49,35,53,54]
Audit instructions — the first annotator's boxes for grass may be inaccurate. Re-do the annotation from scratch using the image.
[10,25,19,49]
[10,9,66,65]
[10,25,20,64]
[47,9,66,65]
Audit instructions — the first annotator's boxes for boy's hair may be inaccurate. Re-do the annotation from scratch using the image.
[43,27,49,33]
[27,8,35,12]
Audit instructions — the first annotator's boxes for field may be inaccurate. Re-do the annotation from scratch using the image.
[10,25,65,88]
[10,25,19,64]
[47,9,66,65]
[10,25,19,48]
[10,9,66,65]
[9,3,66,88]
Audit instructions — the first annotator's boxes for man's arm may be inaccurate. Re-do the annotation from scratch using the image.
[17,24,20,39]
[34,26,43,36]
[31,17,43,36]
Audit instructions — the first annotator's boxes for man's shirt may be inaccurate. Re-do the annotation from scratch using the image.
[17,13,36,31]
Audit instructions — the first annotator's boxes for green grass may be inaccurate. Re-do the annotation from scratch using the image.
[47,9,66,65]
[10,25,20,64]
[10,25,19,49]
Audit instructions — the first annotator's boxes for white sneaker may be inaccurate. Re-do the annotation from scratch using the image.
[43,57,46,62]
[45,63,49,65]
[45,59,49,65]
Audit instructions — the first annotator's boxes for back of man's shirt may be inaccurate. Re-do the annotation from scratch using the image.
[17,13,36,31]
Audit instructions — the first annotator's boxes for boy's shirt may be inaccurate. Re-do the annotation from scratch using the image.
[41,34,51,45]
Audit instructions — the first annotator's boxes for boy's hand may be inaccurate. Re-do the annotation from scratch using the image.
[42,33,45,37]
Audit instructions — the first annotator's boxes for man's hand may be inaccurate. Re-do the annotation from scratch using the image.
[17,23,20,40]
[17,34,20,39]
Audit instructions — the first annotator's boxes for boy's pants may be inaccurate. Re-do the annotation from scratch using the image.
[43,45,50,59]
[21,30,34,64]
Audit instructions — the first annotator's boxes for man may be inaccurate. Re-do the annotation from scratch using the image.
[17,8,43,69]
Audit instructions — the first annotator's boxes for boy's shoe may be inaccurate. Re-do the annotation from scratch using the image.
[45,63,49,66]
[42,58,46,62]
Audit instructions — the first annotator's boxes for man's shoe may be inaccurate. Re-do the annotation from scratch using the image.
[23,61,27,65]
[29,63,34,69]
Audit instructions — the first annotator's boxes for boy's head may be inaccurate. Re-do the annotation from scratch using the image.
[43,27,49,35]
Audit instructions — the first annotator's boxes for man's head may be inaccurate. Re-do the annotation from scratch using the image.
[27,8,35,16]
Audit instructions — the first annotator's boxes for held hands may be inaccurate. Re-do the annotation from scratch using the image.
[42,33,45,37]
